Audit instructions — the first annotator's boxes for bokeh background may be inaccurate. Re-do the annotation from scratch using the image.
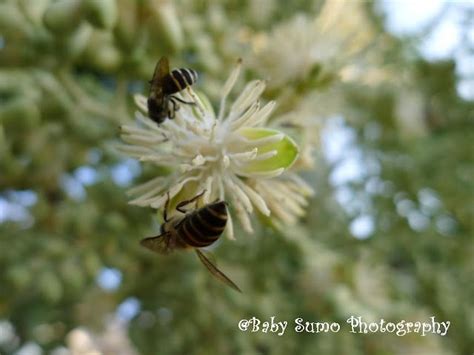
[1,0,473,354]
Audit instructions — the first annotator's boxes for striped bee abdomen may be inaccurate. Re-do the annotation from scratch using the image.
[178,201,228,248]
[163,68,198,94]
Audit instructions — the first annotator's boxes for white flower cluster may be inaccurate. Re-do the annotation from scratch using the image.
[118,61,313,238]
[249,2,374,89]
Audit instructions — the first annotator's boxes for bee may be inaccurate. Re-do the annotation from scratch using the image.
[140,191,241,292]
[147,56,198,124]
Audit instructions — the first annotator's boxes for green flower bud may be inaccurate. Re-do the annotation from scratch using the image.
[238,127,299,174]
[0,97,41,131]
[18,0,51,25]
[194,35,221,73]
[7,265,31,290]
[45,239,67,258]
[61,260,85,291]
[0,3,30,35]
[114,1,139,50]
[43,0,83,33]
[39,271,63,303]
[104,212,126,231]
[33,70,73,113]
[147,0,184,53]
[84,252,102,277]
[83,32,122,72]
[83,0,118,30]
[67,23,93,59]
[134,56,157,80]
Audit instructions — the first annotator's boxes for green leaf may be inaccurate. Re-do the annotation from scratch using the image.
[43,0,83,33]
[238,127,299,173]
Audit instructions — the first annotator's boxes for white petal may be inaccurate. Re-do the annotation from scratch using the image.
[267,198,296,224]
[139,154,180,167]
[234,201,254,233]
[115,144,154,158]
[289,174,315,196]
[127,176,167,196]
[192,155,206,166]
[148,175,202,208]
[228,148,258,162]
[223,155,230,168]
[242,101,276,128]
[234,179,271,216]
[135,112,167,135]
[146,194,168,209]
[121,134,167,146]
[134,94,148,113]
[226,177,253,213]
[237,168,284,179]
[127,176,168,195]
[230,80,265,116]
[218,58,242,121]
[180,88,207,121]
[253,150,278,161]
[203,176,214,203]
[217,175,225,200]
[236,133,284,147]
[225,210,235,240]
[120,124,151,136]
[229,101,260,128]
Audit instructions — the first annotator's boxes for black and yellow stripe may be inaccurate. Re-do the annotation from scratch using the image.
[177,201,227,248]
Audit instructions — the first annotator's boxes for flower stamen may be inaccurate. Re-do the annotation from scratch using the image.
[119,59,308,237]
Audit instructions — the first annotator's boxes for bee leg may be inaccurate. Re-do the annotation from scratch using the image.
[176,189,207,213]
[171,96,195,106]
[163,192,171,222]
[168,103,175,119]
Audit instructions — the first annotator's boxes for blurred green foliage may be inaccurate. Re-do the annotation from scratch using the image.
[0,0,473,354]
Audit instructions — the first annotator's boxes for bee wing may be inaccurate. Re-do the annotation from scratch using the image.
[195,249,242,293]
[140,232,171,254]
[149,57,170,89]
